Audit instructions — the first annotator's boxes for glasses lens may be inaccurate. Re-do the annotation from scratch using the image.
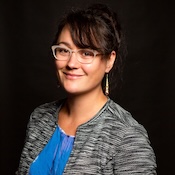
[77,49,95,63]
[54,47,70,60]
[52,46,98,64]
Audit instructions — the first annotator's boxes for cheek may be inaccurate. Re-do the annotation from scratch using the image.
[55,61,66,69]
[85,60,107,72]
[80,64,96,75]
[83,62,106,80]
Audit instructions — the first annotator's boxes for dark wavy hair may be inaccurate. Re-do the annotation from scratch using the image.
[53,3,127,94]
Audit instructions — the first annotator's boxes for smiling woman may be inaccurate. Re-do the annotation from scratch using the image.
[16,3,157,175]
[53,25,115,97]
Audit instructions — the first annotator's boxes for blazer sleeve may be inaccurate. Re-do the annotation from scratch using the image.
[114,126,157,174]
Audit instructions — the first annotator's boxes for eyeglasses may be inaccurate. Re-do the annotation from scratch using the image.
[51,45,102,64]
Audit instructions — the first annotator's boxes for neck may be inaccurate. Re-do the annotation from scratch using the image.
[63,89,108,122]
[58,88,108,135]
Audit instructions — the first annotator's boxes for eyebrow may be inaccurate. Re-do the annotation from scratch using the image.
[57,42,72,48]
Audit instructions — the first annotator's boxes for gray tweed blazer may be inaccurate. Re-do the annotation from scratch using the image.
[17,99,156,174]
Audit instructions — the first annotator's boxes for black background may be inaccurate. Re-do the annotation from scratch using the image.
[1,0,175,174]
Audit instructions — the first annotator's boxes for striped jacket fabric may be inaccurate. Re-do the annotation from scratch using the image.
[17,98,157,174]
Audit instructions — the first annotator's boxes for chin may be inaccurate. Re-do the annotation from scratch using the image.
[64,87,81,94]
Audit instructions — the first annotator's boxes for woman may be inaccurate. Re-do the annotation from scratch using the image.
[17,3,157,175]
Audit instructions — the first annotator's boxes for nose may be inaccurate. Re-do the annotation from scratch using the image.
[66,51,80,69]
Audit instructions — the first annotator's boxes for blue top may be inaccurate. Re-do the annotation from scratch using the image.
[29,125,75,175]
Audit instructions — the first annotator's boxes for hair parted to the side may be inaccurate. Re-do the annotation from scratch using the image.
[53,3,127,93]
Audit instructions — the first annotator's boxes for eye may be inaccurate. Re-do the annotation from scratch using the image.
[79,49,94,57]
[56,48,69,53]
[56,47,70,55]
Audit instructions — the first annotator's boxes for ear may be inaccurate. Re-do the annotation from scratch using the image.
[105,51,116,73]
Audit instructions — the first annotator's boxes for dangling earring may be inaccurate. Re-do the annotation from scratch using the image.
[105,73,109,96]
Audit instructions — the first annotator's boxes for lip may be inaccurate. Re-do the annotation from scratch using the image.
[63,72,83,80]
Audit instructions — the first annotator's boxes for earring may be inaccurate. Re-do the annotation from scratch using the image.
[105,73,109,96]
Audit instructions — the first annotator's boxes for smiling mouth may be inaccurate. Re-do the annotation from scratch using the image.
[63,72,83,79]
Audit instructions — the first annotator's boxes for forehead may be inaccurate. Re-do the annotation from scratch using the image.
[57,26,72,43]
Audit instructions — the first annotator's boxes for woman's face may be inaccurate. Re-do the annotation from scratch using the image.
[55,26,115,95]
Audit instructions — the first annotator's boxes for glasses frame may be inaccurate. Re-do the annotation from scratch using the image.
[51,45,102,64]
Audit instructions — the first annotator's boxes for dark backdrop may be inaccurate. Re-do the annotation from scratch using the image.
[1,0,175,174]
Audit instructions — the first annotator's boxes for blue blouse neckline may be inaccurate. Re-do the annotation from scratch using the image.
[29,125,75,175]
[58,125,75,138]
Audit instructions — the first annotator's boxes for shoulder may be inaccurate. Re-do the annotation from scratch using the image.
[98,99,148,140]
[24,99,65,150]
[17,100,65,174]
[105,99,141,127]
[31,99,64,119]
[32,99,62,115]
[27,99,65,128]
[106,100,157,173]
